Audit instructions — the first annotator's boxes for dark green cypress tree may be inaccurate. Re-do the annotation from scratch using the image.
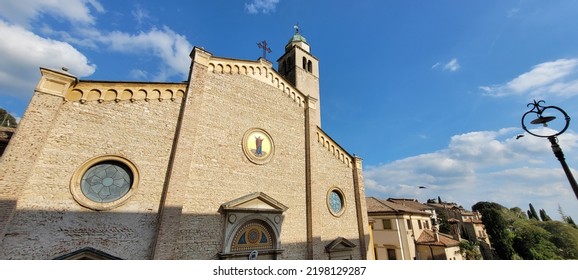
[539,209,552,221]
[528,203,539,220]
[567,216,577,228]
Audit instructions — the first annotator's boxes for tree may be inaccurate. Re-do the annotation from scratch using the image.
[512,219,560,260]
[472,202,516,259]
[0,108,17,128]
[459,240,482,260]
[528,203,540,221]
[539,209,552,221]
[509,207,527,220]
[567,216,577,228]
[436,210,451,235]
[558,205,577,228]
[474,201,578,259]
[540,221,578,259]
[437,196,442,204]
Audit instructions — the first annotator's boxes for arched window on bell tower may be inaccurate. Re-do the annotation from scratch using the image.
[276,27,321,125]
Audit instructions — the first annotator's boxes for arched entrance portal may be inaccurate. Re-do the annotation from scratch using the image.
[218,192,287,260]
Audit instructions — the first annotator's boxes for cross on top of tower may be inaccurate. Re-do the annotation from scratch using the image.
[257,40,272,61]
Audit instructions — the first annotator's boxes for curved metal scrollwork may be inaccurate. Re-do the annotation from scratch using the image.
[521,100,571,138]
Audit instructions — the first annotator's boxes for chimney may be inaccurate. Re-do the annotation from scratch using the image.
[433,227,440,242]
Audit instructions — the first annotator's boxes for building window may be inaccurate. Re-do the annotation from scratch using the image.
[382,219,392,230]
[387,249,396,260]
[70,155,139,211]
[425,220,429,229]
[418,220,423,229]
[327,188,346,217]
[406,219,412,230]
[81,161,132,203]
[231,220,274,252]
[307,60,312,72]
[302,57,307,69]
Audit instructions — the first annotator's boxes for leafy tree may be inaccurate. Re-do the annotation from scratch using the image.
[459,240,482,260]
[510,207,527,219]
[472,201,504,212]
[460,224,472,242]
[512,219,560,260]
[540,221,578,259]
[472,202,516,259]
[436,210,451,235]
[475,201,578,259]
[0,108,17,128]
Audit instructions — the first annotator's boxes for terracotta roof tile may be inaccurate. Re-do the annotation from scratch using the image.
[366,197,429,215]
[416,229,460,247]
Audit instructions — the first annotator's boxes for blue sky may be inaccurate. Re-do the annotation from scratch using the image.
[2,0,578,221]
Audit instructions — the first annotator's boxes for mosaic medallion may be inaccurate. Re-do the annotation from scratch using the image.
[242,128,274,165]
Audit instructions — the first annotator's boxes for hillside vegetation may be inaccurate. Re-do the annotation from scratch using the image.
[472,201,578,260]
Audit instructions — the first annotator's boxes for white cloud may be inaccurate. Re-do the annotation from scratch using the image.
[364,127,578,219]
[0,20,96,98]
[245,0,280,14]
[0,0,104,27]
[132,6,152,26]
[481,58,578,98]
[95,26,192,80]
[0,0,193,101]
[444,58,460,72]
[129,69,149,80]
[432,58,460,72]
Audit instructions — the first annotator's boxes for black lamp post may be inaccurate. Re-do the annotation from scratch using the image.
[521,100,578,200]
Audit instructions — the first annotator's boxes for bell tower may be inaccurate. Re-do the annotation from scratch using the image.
[277,26,321,125]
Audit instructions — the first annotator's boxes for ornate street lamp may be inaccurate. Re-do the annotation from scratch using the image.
[521,100,578,200]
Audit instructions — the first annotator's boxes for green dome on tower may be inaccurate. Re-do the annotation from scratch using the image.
[285,25,310,52]
[290,25,307,42]
[289,31,307,44]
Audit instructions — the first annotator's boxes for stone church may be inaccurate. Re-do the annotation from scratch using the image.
[0,30,370,260]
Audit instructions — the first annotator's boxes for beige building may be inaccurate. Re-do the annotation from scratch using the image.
[367,197,462,260]
[0,30,370,260]
[427,202,492,259]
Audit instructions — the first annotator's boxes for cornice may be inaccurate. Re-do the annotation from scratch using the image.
[65,81,187,104]
[207,56,307,108]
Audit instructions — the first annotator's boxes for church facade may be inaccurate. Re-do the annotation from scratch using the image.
[0,31,370,260]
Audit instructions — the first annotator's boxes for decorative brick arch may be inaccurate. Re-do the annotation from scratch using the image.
[218,192,287,260]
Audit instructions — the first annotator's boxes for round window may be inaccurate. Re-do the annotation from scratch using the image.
[81,161,132,203]
[71,156,139,210]
[327,188,345,216]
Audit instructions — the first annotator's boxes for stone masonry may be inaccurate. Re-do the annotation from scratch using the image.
[0,32,370,260]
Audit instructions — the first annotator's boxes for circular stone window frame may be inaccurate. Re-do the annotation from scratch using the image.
[242,128,275,165]
[70,155,140,211]
[326,187,346,217]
